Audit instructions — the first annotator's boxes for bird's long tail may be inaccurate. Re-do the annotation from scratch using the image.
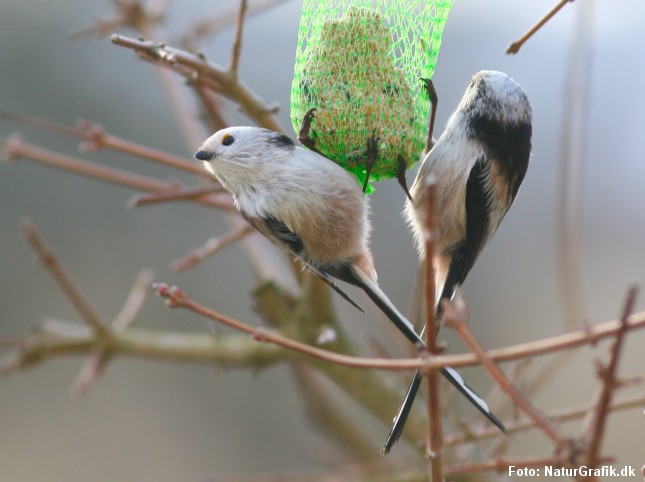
[342,268,505,452]
[382,367,506,454]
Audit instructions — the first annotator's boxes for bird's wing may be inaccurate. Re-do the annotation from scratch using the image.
[243,213,365,313]
[441,154,492,301]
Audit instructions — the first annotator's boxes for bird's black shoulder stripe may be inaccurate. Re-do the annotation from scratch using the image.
[442,155,490,301]
[261,216,303,254]
[268,132,295,149]
[469,115,531,198]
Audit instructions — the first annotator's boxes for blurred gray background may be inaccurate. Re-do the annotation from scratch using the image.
[1,1,644,480]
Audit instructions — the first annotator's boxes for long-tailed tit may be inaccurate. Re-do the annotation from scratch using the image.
[383,70,533,453]
[194,126,502,435]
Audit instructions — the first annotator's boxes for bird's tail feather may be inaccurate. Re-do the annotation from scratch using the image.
[382,368,506,454]
[351,270,506,452]
[351,268,424,346]
[308,265,366,313]
[326,265,505,451]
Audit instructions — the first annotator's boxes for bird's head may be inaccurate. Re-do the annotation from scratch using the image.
[195,126,296,188]
[458,70,532,125]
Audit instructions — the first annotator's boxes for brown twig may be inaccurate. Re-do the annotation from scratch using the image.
[506,0,575,54]
[292,365,378,458]
[76,118,204,175]
[20,219,108,336]
[21,218,113,396]
[152,282,424,370]
[180,0,292,50]
[229,0,248,80]
[582,286,638,474]
[421,178,443,480]
[2,135,235,211]
[112,269,155,330]
[443,292,569,448]
[1,112,204,176]
[170,225,255,272]
[191,84,229,132]
[0,319,285,375]
[153,283,645,372]
[70,1,163,39]
[445,391,645,447]
[127,185,225,208]
[6,277,645,380]
[127,11,210,150]
[434,310,645,368]
[72,349,110,398]
[110,34,283,133]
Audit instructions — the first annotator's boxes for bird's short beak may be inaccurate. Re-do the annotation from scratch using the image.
[194,150,214,161]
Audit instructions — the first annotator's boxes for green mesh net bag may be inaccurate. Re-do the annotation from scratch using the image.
[290,0,454,190]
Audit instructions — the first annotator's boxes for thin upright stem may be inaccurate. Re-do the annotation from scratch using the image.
[21,219,108,336]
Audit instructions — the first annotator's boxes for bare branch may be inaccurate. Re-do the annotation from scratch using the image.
[506,0,575,54]
[152,283,421,370]
[229,0,248,80]
[72,349,110,398]
[112,269,155,330]
[0,319,285,375]
[2,135,235,211]
[443,293,569,448]
[436,310,645,369]
[171,225,254,272]
[70,1,165,39]
[421,178,444,480]
[191,84,229,132]
[181,0,292,50]
[20,219,108,336]
[77,118,205,175]
[583,286,638,472]
[110,34,284,132]
[127,185,225,208]
[154,284,645,372]
[445,392,645,447]
[1,112,204,176]
[292,365,378,458]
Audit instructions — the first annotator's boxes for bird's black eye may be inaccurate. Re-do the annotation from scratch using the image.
[222,134,235,146]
